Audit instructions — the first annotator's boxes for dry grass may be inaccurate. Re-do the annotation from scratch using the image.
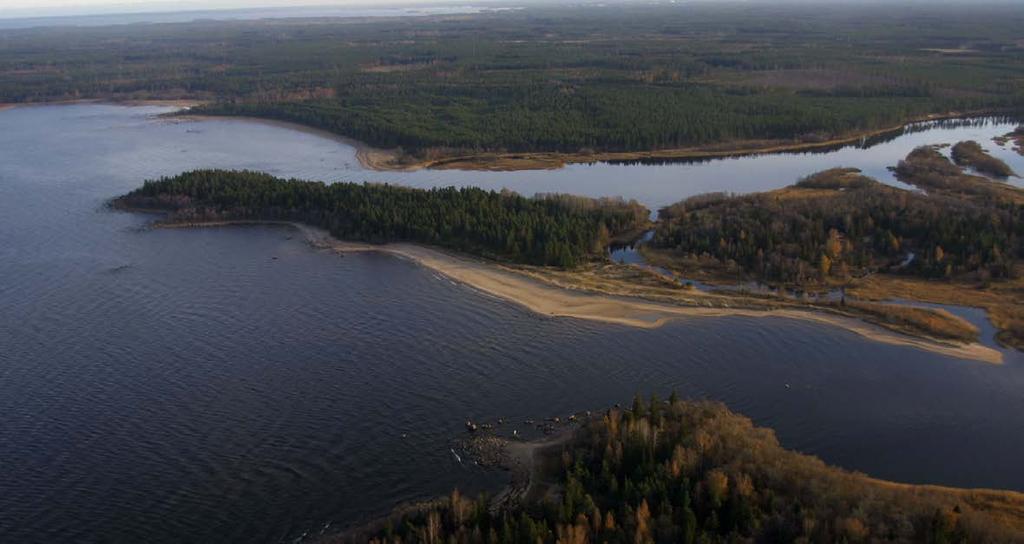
[520,259,984,346]
[849,273,1024,350]
[844,300,980,343]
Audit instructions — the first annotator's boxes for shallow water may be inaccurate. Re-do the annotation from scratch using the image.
[168,112,1024,211]
[2,105,1024,543]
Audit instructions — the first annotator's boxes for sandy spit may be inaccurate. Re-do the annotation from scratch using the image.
[170,114,405,169]
[158,220,1002,364]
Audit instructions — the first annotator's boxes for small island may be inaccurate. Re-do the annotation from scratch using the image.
[993,126,1024,158]
[951,140,1017,179]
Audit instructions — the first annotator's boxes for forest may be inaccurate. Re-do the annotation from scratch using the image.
[114,170,649,268]
[342,397,1024,543]
[2,3,1023,155]
[650,167,1023,285]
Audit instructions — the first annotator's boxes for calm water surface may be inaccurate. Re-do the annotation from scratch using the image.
[2,105,1024,543]
[165,111,1024,211]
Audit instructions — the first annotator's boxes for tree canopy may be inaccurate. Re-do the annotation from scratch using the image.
[116,170,649,268]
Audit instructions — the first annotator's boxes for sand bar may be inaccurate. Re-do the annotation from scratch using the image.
[161,221,1002,364]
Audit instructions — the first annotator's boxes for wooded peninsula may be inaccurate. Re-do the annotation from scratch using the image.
[114,170,649,268]
[336,398,1024,543]
[116,140,1024,354]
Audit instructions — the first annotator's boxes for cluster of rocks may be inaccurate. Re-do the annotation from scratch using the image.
[464,411,591,439]
[455,435,511,468]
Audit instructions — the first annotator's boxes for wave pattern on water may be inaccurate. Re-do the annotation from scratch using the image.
[1,105,1024,543]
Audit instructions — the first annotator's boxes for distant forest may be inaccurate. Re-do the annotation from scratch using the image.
[651,167,1023,285]
[115,170,649,268]
[2,3,1023,154]
[343,398,1024,543]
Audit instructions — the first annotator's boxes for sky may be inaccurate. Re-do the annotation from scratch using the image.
[0,0,481,18]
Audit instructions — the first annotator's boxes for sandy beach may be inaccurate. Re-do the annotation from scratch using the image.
[0,99,206,113]
[161,221,1001,364]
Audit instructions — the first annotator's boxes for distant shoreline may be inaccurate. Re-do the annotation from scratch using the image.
[152,219,1003,364]
[3,100,1011,173]
[179,109,1012,172]
[0,98,208,112]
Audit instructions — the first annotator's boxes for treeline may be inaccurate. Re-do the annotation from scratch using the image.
[346,398,1024,543]
[650,168,1022,284]
[192,91,952,155]
[2,3,1024,154]
[115,170,648,268]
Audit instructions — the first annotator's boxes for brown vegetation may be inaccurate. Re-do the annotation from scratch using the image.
[849,273,1024,351]
[520,260,983,346]
[951,140,1017,178]
[843,300,980,344]
[893,146,1024,204]
[654,167,1021,284]
[643,164,1023,349]
[993,126,1024,157]
[338,400,1024,543]
[346,113,993,172]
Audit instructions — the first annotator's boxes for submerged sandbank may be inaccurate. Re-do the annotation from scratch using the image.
[158,220,1003,364]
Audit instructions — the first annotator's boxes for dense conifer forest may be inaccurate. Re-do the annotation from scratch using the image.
[114,170,648,268]
[342,398,1024,543]
[2,3,1023,154]
[650,168,1023,285]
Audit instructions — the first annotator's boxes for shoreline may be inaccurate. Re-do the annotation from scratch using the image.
[156,220,1003,364]
[331,415,1024,543]
[181,109,1011,172]
[0,98,208,112]
[170,114,393,164]
[6,100,1011,173]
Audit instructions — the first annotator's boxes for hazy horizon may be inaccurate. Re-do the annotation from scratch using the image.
[3,0,1020,21]
[0,0,511,20]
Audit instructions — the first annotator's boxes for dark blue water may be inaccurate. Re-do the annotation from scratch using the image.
[2,104,1024,543]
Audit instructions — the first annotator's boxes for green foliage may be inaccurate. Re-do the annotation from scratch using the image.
[2,3,1023,153]
[115,170,648,268]
[352,400,1024,543]
[651,168,1022,284]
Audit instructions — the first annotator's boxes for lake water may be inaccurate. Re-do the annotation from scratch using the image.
[2,104,1023,543]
